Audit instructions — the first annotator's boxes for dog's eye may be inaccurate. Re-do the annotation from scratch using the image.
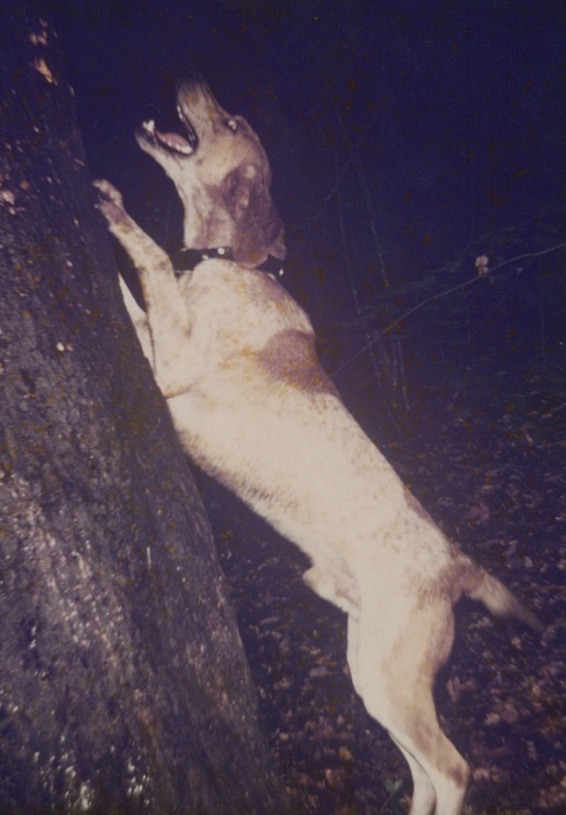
[226,118,239,133]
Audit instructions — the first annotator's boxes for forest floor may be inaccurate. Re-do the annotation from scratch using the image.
[208,354,565,815]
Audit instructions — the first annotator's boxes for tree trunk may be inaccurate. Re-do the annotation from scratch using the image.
[0,5,289,813]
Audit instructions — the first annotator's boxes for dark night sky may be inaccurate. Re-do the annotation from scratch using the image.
[46,0,565,397]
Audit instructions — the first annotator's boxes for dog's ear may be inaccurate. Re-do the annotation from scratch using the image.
[223,164,286,266]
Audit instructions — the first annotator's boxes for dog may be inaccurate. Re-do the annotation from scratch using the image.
[94,79,539,815]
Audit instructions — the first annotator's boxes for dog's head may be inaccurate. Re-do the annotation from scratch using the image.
[135,79,286,267]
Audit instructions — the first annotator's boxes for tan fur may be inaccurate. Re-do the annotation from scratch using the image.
[94,80,538,815]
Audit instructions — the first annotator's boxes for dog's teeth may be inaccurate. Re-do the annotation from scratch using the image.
[171,141,192,155]
[143,119,156,132]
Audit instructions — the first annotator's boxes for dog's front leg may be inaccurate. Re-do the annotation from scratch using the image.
[303,565,359,617]
[117,275,153,363]
[94,180,190,398]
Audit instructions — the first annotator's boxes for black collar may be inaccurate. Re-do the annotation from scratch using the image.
[172,246,284,278]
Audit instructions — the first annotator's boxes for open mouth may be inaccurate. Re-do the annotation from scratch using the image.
[139,105,198,156]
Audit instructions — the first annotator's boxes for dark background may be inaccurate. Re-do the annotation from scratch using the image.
[27,5,564,812]
[44,0,565,429]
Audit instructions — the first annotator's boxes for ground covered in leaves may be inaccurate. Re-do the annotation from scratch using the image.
[205,356,565,815]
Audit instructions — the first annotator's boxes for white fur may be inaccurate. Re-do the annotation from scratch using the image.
[94,80,536,815]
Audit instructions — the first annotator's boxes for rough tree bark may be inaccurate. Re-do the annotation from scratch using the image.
[0,5,289,813]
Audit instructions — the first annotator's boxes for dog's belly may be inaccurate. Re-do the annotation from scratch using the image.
[167,381,452,599]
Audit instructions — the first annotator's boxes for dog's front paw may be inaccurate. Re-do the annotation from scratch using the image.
[93,178,127,225]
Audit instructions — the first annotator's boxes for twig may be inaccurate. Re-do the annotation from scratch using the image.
[331,242,566,376]
[333,104,389,288]
[295,115,378,254]
[334,153,401,417]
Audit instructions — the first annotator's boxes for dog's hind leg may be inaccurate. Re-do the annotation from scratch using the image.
[347,605,470,815]
[390,735,436,815]
[94,179,190,397]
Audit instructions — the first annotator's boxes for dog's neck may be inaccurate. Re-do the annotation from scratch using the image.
[172,246,284,278]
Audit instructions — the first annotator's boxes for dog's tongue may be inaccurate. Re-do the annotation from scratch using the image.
[156,128,193,154]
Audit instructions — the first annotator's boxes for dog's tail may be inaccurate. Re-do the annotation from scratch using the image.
[452,555,542,632]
